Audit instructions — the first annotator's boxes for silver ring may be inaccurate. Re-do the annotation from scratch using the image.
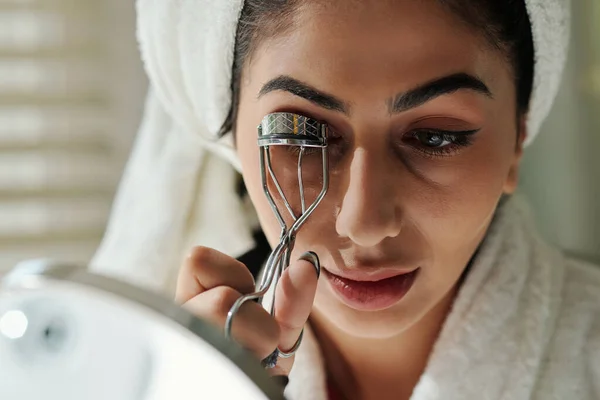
[261,328,305,369]
[277,328,304,359]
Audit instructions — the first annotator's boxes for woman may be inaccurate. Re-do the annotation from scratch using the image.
[93,0,599,399]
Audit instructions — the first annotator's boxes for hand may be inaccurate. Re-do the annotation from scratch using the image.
[175,246,319,376]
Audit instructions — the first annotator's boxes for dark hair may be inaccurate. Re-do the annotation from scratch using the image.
[219,0,535,137]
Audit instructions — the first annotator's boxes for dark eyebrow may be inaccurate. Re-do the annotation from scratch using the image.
[258,75,350,114]
[389,73,493,114]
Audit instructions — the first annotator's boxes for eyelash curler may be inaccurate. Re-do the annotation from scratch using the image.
[224,112,329,368]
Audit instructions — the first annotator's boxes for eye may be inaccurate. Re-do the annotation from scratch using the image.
[404,128,479,157]
[285,127,345,157]
[414,131,453,148]
[285,145,321,156]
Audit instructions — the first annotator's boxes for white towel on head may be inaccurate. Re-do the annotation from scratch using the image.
[525,0,571,145]
[90,0,570,296]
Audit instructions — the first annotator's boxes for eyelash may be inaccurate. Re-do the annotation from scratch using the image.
[284,129,344,157]
[285,145,323,156]
[282,125,478,158]
[404,129,478,157]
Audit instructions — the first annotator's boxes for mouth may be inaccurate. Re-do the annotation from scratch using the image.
[322,267,420,311]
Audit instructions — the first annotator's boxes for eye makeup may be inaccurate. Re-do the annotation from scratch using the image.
[403,128,479,157]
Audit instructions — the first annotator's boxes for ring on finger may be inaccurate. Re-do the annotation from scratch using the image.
[277,328,304,359]
[261,328,304,369]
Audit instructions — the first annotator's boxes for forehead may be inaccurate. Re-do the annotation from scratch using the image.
[247,0,507,102]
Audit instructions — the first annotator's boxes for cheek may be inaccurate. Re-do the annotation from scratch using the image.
[405,130,516,267]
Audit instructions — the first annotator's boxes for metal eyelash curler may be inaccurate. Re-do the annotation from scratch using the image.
[224,112,329,368]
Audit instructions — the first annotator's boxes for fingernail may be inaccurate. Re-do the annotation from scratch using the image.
[298,251,320,279]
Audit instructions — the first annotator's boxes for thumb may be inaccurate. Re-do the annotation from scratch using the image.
[273,251,320,356]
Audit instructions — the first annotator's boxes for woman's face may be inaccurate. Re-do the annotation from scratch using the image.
[235,0,524,338]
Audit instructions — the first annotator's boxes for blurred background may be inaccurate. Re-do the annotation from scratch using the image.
[0,0,146,270]
[0,0,597,274]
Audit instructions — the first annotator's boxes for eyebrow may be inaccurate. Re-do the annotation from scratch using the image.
[258,72,493,116]
[258,75,350,114]
[389,73,493,114]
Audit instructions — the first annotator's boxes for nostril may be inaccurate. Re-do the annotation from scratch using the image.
[336,203,402,247]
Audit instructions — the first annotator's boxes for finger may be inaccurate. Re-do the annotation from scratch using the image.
[273,251,320,354]
[176,246,255,304]
[183,286,280,360]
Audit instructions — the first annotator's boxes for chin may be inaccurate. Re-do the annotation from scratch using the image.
[312,290,425,339]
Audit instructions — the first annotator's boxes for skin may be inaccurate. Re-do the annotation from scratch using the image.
[178,1,527,399]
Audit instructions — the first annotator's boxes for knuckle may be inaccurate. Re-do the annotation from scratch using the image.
[209,286,241,318]
[238,260,255,279]
[228,257,253,277]
[236,265,256,293]
[187,246,214,266]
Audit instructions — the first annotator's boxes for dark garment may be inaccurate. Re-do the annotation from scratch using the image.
[236,229,270,279]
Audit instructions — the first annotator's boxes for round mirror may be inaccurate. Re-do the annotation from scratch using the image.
[0,261,284,400]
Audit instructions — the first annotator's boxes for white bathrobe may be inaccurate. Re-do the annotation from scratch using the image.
[286,196,600,400]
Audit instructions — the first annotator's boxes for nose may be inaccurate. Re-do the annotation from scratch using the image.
[335,148,402,247]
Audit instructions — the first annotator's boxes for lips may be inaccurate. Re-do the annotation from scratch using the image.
[323,268,419,311]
